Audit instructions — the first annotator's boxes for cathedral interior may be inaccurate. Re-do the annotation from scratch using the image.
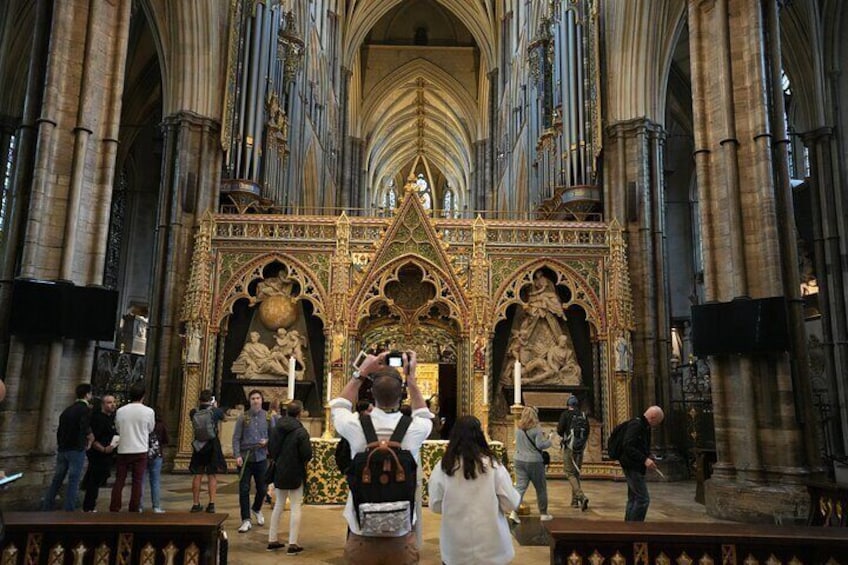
[2,0,848,537]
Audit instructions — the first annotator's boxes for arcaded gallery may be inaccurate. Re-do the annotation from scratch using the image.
[1,0,848,563]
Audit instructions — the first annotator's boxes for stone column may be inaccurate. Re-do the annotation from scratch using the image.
[605,117,682,476]
[689,0,810,521]
[803,126,848,459]
[146,111,221,420]
[0,0,131,479]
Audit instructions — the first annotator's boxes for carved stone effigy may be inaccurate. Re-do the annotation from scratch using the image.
[175,182,634,477]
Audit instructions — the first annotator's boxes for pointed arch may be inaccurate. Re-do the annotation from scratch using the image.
[491,259,604,334]
[343,0,496,73]
[213,253,330,329]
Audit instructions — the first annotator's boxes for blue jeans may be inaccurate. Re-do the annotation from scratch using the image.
[140,457,163,510]
[624,468,650,521]
[238,458,268,520]
[515,460,548,514]
[42,449,87,511]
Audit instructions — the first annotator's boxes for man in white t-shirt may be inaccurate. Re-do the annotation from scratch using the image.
[110,382,154,512]
[331,351,432,564]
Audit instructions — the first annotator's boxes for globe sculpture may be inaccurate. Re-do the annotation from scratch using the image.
[258,294,297,329]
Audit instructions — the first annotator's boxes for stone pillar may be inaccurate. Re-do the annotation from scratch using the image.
[689,0,810,522]
[337,67,352,210]
[605,117,682,477]
[487,69,499,213]
[0,0,131,484]
[147,111,221,423]
[803,126,848,459]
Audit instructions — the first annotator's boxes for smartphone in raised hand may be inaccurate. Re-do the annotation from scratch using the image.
[352,350,368,372]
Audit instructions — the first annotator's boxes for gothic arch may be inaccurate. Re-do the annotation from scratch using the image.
[213,253,329,330]
[350,255,469,334]
[342,0,496,73]
[604,0,687,124]
[138,0,225,117]
[491,259,604,334]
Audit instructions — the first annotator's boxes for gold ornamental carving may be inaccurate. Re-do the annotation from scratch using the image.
[178,191,634,473]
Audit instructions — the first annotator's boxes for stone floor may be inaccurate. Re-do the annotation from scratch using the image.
[104,474,726,564]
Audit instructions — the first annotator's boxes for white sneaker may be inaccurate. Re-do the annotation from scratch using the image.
[238,520,252,533]
[508,511,521,524]
[153,508,165,513]
[251,509,265,526]
[540,514,554,521]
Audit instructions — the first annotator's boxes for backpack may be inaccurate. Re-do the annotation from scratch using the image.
[607,419,631,460]
[148,430,162,459]
[347,414,417,537]
[334,437,352,475]
[567,411,590,453]
[192,408,217,445]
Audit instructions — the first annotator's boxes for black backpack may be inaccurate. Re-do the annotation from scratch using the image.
[334,437,352,475]
[348,414,417,534]
[607,419,632,460]
[568,411,590,453]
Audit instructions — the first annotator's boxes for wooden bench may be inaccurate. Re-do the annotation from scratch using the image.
[543,518,848,564]
[1,512,228,565]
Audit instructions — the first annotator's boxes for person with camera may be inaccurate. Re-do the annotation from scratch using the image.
[188,389,226,513]
[331,350,432,565]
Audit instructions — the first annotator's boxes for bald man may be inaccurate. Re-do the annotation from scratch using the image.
[618,405,664,521]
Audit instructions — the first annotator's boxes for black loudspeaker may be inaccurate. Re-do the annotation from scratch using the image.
[9,279,118,341]
[9,279,70,338]
[62,285,119,341]
[691,297,789,356]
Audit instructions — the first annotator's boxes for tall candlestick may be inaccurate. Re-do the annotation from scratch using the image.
[287,356,296,400]
[326,370,332,403]
[482,373,489,406]
[513,360,521,405]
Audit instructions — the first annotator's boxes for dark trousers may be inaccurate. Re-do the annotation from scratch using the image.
[239,458,268,520]
[624,468,650,521]
[110,452,147,512]
[82,455,112,511]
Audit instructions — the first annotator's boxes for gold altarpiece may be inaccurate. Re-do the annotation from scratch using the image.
[174,181,634,477]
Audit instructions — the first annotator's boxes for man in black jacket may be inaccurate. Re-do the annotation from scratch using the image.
[266,400,312,555]
[81,395,117,511]
[619,405,664,521]
[42,384,93,511]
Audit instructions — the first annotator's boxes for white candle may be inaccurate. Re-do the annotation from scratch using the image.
[482,373,488,406]
[513,360,521,405]
[326,370,332,403]
[287,356,296,400]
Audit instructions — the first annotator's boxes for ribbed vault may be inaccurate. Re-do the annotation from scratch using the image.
[343,0,496,71]
[362,60,475,208]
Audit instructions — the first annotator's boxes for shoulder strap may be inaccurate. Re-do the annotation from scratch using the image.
[524,429,544,455]
[389,415,413,444]
[359,413,378,444]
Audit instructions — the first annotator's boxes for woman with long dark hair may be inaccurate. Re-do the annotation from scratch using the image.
[429,415,520,565]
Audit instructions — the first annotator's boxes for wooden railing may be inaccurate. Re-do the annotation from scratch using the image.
[543,519,848,565]
[1,513,227,565]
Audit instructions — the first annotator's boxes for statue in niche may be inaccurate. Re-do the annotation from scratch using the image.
[473,335,487,371]
[614,334,633,373]
[186,324,203,365]
[499,271,581,387]
[231,327,308,380]
[257,328,306,379]
[232,331,271,378]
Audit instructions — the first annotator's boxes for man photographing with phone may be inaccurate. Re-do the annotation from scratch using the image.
[331,350,432,564]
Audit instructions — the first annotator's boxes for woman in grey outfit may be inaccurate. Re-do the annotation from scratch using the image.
[511,406,554,522]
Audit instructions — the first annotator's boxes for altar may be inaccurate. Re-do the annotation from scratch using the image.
[174,175,635,475]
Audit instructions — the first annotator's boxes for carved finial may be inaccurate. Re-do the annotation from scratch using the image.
[404,172,418,194]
